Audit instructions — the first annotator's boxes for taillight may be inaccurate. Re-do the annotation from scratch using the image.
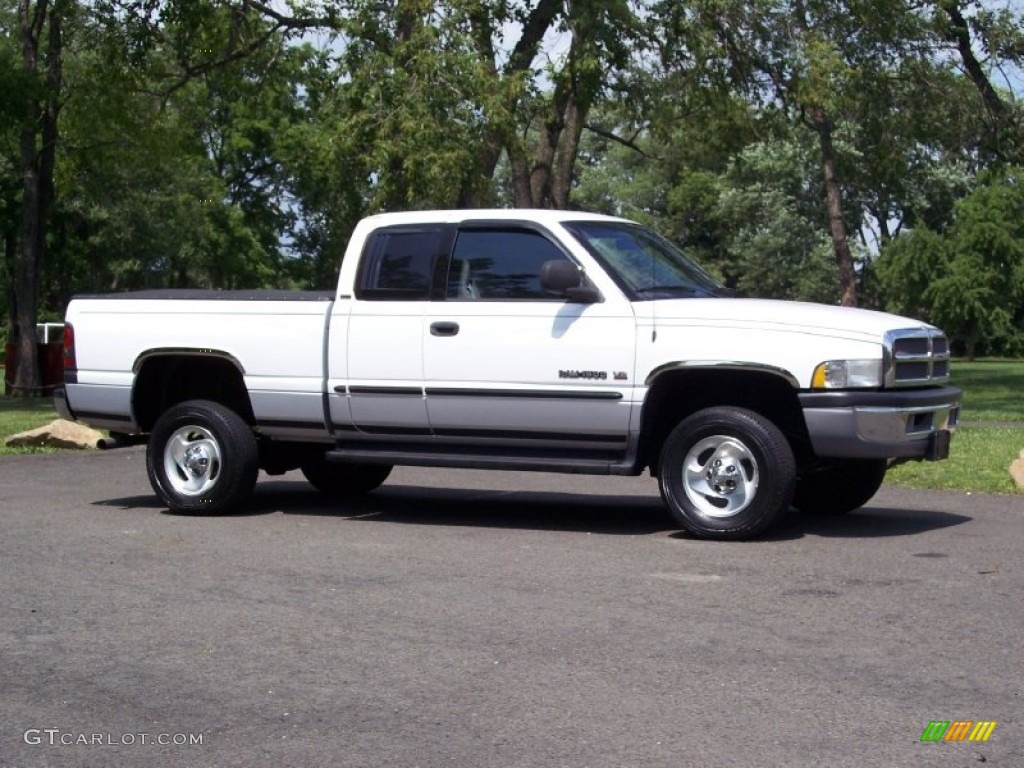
[63,323,76,374]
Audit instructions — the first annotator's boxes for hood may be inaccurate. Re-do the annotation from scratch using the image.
[647,298,934,344]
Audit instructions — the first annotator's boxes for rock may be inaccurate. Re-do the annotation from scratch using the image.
[1011,449,1024,489]
[4,419,104,450]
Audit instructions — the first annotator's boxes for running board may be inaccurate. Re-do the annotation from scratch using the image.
[325,448,639,476]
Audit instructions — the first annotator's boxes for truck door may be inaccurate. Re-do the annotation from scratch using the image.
[332,226,453,438]
[422,224,636,457]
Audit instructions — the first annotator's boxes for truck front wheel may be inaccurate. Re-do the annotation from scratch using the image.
[658,407,796,540]
[146,400,259,515]
[793,459,887,515]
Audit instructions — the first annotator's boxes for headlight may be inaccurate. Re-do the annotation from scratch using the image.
[811,359,883,389]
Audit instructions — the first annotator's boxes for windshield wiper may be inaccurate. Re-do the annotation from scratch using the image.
[634,285,702,295]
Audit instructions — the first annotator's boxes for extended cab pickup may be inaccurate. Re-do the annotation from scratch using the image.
[56,209,961,539]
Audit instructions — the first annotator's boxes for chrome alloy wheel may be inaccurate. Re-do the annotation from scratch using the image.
[682,435,760,518]
[163,425,222,496]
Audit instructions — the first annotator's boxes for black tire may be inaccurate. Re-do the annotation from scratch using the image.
[300,459,392,497]
[146,399,259,515]
[658,407,796,540]
[793,459,887,515]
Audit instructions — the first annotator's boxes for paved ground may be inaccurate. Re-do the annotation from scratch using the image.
[1,447,1022,767]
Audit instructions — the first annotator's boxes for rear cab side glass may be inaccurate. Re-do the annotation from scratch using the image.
[355,227,454,300]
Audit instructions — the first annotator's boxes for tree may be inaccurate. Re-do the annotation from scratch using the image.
[717,135,842,303]
[842,61,979,245]
[506,0,638,209]
[458,0,564,207]
[932,0,1024,163]
[877,170,1024,358]
[653,0,969,306]
[327,0,643,212]
[8,0,66,396]
[573,95,763,285]
[1,3,27,343]
[6,0,1024,378]
[46,3,311,295]
[3,0,339,392]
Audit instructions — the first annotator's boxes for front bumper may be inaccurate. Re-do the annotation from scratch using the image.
[800,386,961,461]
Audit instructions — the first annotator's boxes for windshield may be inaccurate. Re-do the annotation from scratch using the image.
[564,221,726,300]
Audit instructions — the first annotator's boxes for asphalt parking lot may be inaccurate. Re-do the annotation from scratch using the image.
[1,447,1021,767]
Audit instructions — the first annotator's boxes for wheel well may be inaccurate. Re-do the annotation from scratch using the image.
[639,369,813,472]
[132,354,254,432]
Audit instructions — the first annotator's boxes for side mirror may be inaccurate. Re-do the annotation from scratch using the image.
[539,260,601,303]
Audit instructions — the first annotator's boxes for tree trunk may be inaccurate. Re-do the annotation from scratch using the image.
[549,13,599,211]
[379,0,419,210]
[530,113,560,207]
[12,0,62,397]
[508,141,533,208]
[13,0,45,396]
[551,90,585,210]
[458,134,504,209]
[938,1,1007,121]
[458,5,503,208]
[3,228,15,336]
[937,0,1009,160]
[460,0,562,208]
[525,18,597,210]
[810,107,857,307]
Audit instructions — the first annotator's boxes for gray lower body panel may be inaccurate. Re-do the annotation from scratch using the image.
[250,391,332,443]
[423,389,631,450]
[62,383,137,431]
[800,387,961,460]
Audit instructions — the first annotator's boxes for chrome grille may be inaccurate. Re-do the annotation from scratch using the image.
[884,329,952,387]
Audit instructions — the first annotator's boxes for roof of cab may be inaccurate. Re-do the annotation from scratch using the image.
[357,209,631,227]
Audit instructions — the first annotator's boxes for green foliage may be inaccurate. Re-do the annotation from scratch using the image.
[36,4,313,299]
[874,227,948,321]
[0,8,27,319]
[339,6,493,210]
[575,112,844,303]
[877,170,1024,357]
[1,0,1023,334]
[715,137,842,303]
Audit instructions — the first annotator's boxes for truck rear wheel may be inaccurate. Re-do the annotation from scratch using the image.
[658,407,796,540]
[793,459,887,515]
[146,400,259,515]
[301,460,392,497]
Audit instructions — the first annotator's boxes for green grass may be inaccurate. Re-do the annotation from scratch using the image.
[948,360,1024,423]
[886,425,1023,494]
[884,360,1023,494]
[0,396,60,455]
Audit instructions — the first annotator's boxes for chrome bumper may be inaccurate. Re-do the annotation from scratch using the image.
[799,387,961,461]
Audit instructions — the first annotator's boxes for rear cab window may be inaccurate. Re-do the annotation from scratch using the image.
[356,227,453,300]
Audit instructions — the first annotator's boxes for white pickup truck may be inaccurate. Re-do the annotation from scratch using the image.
[56,209,961,539]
